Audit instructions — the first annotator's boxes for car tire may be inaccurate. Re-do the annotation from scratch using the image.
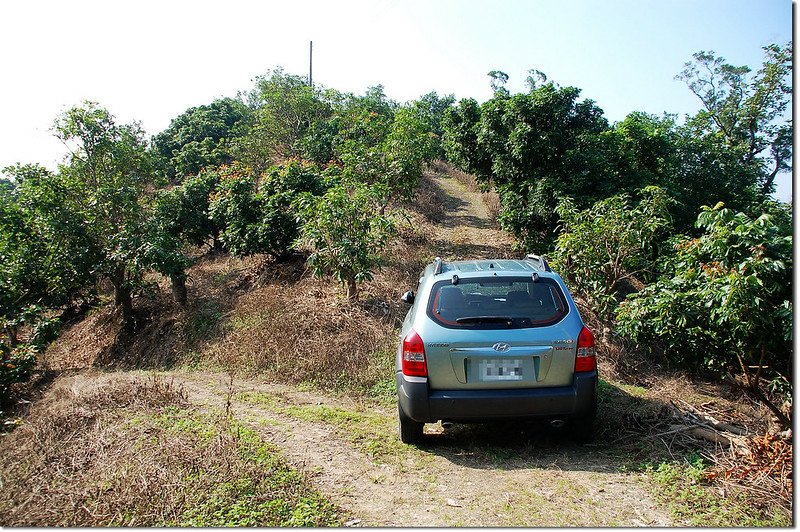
[567,400,597,443]
[398,404,424,444]
[567,415,595,443]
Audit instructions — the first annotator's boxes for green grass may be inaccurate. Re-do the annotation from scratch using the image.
[367,377,396,406]
[176,423,340,527]
[647,456,790,527]
[143,406,342,527]
[597,378,647,401]
[234,390,407,462]
[226,312,271,332]
[234,391,281,408]
[149,406,218,443]
[284,403,407,460]
[181,301,223,344]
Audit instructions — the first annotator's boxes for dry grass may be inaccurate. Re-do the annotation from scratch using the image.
[203,205,434,394]
[433,160,502,225]
[0,373,189,525]
[208,279,396,391]
[0,373,340,526]
[408,169,449,222]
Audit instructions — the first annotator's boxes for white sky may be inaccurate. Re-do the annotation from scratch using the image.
[0,0,792,200]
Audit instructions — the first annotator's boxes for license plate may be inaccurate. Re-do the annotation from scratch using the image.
[479,358,523,381]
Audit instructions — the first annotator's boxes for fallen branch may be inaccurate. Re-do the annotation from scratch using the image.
[673,399,749,435]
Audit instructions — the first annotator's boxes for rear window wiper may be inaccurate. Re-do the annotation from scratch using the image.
[455,316,514,326]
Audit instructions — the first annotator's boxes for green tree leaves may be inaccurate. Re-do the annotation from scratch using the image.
[677,42,792,194]
[552,186,673,317]
[152,97,251,182]
[616,203,792,425]
[296,185,394,301]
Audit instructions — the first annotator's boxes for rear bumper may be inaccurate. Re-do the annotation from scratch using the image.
[396,370,597,423]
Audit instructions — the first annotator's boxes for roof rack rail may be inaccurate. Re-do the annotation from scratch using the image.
[525,253,552,272]
[433,257,444,275]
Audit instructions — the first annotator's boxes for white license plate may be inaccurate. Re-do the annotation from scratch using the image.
[479,358,523,381]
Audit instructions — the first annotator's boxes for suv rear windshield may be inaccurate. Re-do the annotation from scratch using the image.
[426,276,568,329]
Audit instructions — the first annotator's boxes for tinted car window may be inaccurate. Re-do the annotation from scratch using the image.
[426,276,568,329]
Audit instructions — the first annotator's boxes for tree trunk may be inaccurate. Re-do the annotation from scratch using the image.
[171,274,187,306]
[212,235,224,254]
[345,277,358,302]
[4,325,17,348]
[112,269,133,330]
[115,286,133,329]
[726,372,792,429]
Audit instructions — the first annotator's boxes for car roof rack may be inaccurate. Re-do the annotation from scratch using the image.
[525,253,552,272]
[433,257,444,275]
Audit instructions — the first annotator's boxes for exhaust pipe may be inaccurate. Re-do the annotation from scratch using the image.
[550,419,565,429]
[441,421,454,429]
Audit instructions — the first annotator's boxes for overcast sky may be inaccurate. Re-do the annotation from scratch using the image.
[0,0,792,199]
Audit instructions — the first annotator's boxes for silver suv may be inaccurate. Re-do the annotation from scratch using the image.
[396,255,597,443]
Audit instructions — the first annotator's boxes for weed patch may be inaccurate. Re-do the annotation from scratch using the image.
[284,403,406,460]
[234,389,405,460]
[0,374,341,527]
[647,457,790,527]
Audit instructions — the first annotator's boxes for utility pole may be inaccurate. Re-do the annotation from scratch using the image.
[308,41,313,87]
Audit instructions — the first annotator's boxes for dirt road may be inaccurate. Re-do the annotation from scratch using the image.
[28,169,674,526]
[425,171,515,260]
[169,370,671,527]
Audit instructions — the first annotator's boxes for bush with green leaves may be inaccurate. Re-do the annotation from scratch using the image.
[235,69,332,172]
[140,209,193,305]
[153,168,223,251]
[1,164,100,327]
[411,91,455,159]
[0,342,37,411]
[296,184,394,301]
[616,202,792,426]
[551,186,673,317]
[209,167,272,257]
[152,97,251,182]
[0,305,60,411]
[209,162,327,260]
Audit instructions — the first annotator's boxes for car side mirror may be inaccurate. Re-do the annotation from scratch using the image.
[401,290,415,304]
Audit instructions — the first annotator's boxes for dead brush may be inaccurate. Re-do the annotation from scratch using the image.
[208,278,396,391]
[440,161,502,226]
[706,433,792,507]
[0,374,190,526]
[481,190,502,225]
[409,171,448,221]
[0,372,337,527]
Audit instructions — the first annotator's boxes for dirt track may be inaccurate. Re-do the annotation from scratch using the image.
[173,371,672,527]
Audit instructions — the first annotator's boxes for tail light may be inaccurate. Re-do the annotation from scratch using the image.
[575,326,597,372]
[402,329,427,377]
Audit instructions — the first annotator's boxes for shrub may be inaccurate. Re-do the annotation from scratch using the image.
[616,202,792,426]
[296,184,394,301]
[551,186,673,317]
[0,342,37,411]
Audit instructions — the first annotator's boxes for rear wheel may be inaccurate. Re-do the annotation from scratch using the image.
[567,400,597,443]
[567,414,595,443]
[398,404,424,444]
